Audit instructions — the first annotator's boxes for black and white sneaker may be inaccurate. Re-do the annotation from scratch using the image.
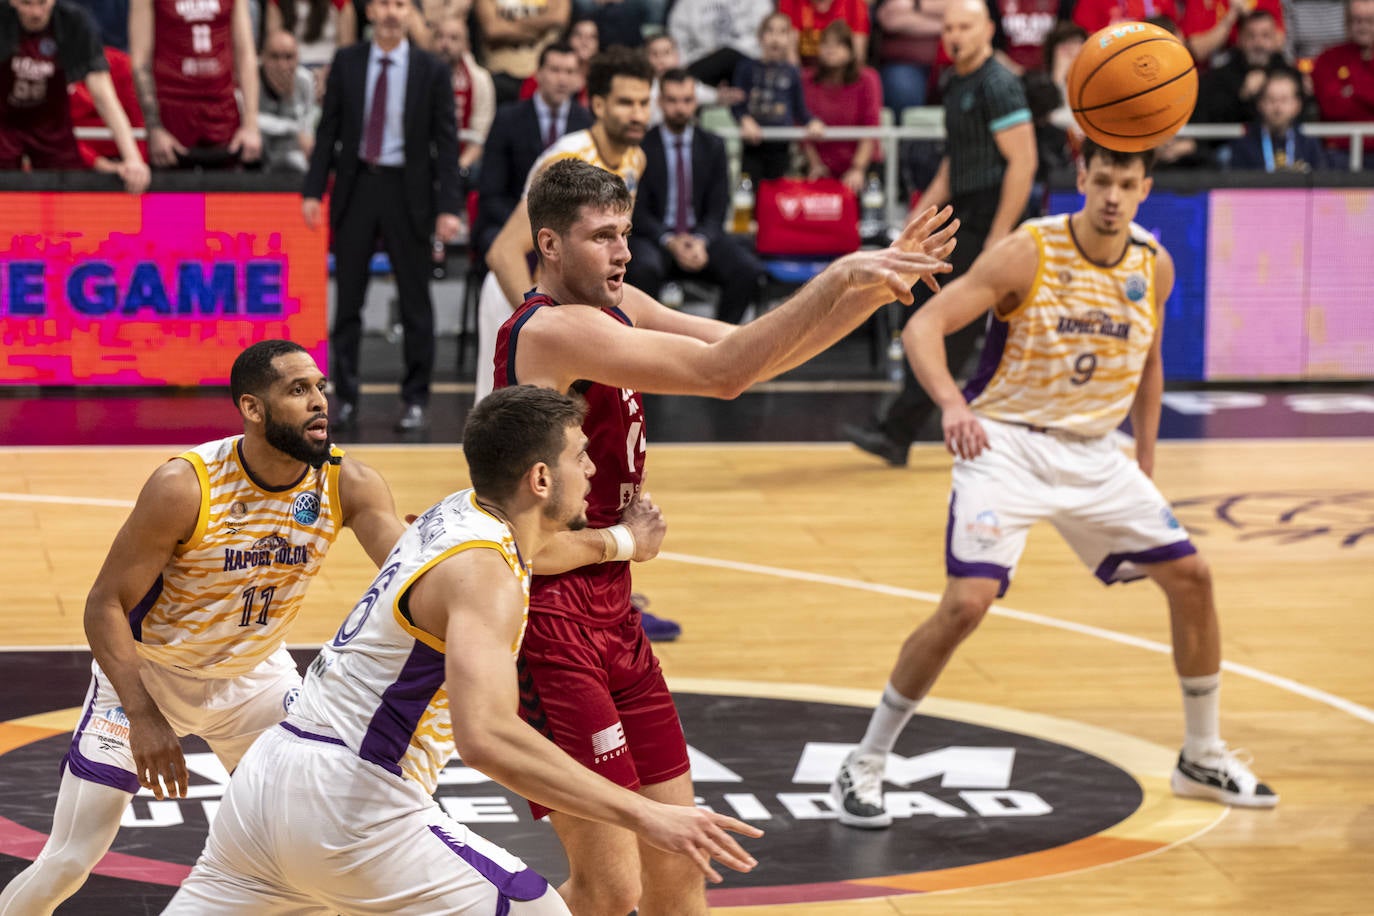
[1171,744,1278,808]
[831,750,893,829]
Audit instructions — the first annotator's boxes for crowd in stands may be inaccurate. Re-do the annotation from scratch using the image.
[4,0,1373,196]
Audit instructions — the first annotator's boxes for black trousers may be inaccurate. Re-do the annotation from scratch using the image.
[330,167,435,408]
[877,187,1004,446]
[626,233,765,325]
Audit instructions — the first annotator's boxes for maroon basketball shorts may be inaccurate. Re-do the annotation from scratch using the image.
[517,610,691,820]
[159,94,240,149]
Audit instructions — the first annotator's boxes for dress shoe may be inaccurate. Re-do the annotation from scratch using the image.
[395,404,428,432]
[333,402,357,433]
[840,422,909,467]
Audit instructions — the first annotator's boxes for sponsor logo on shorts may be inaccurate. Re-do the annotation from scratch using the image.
[89,706,132,749]
[967,510,1003,548]
[591,722,627,764]
[282,687,300,714]
[292,492,321,525]
[1161,506,1181,530]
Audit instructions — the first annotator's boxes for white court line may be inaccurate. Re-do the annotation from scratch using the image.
[657,550,1374,727]
[3,490,1370,726]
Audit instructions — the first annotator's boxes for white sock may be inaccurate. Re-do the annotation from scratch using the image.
[856,683,920,758]
[1180,672,1222,760]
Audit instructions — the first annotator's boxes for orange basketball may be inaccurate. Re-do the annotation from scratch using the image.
[1067,21,1198,153]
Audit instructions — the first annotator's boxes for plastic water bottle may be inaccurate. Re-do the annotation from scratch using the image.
[860,175,886,242]
[731,174,755,235]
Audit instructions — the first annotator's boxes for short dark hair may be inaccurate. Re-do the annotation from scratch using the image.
[1240,8,1279,29]
[659,66,693,88]
[527,158,633,250]
[1262,65,1304,98]
[1041,20,1087,71]
[463,386,587,502]
[538,41,576,69]
[586,46,653,100]
[230,340,307,405]
[1080,138,1157,175]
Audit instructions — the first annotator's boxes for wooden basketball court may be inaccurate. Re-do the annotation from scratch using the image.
[1,438,1371,913]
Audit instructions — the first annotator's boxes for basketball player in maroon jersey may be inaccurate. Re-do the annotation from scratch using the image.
[1,0,149,192]
[493,157,956,915]
[128,0,261,167]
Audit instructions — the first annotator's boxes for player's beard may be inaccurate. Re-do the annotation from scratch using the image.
[264,404,333,469]
[545,474,589,531]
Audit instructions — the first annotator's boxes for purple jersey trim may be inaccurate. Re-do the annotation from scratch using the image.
[1094,540,1198,585]
[358,641,446,777]
[127,574,163,642]
[962,314,1008,405]
[944,491,1012,597]
[279,720,347,746]
[62,672,140,794]
[427,825,549,902]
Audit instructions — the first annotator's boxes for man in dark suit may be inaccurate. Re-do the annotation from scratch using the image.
[472,41,589,258]
[627,69,765,324]
[303,0,461,433]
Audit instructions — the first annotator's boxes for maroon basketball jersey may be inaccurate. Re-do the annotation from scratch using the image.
[153,0,234,102]
[494,293,647,627]
[0,29,82,168]
[996,0,1060,73]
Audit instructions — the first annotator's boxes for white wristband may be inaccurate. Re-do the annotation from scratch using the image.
[605,524,636,563]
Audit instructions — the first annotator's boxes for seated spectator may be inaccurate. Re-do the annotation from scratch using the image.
[1286,0,1348,62]
[475,0,569,103]
[1312,0,1374,157]
[627,69,767,323]
[989,0,1067,75]
[644,33,715,126]
[732,12,825,180]
[265,0,344,73]
[668,0,770,88]
[68,45,146,172]
[1197,10,1291,123]
[435,12,494,190]
[873,0,943,113]
[780,0,870,66]
[257,29,316,173]
[1,0,148,192]
[1182,0,1285,63]
[1220,66,1336,169]
[472,41,589,255]
[802,20,882,195]
[519,16,592,104]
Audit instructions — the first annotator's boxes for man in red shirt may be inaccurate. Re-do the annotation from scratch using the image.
[67,45,147,170]
[1072,0,1179,38]
[1313,0,1374,154]
[128,0,261,167]
[1180,0,1285,62]
[1,0,148,191]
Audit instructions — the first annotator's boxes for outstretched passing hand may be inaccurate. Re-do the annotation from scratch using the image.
[893,205,960,294]
[640,801,764,884]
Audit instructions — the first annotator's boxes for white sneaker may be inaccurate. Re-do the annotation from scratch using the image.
[831,750,893,829]
[1171,743,1279,808]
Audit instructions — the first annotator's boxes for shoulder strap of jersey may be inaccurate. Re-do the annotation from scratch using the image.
[171,449,213,556]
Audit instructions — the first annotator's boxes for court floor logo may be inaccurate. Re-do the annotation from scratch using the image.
[0,657,1223,909]
[1171,490,1374,548]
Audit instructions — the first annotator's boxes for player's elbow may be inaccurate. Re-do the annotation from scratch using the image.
[450,720,508,773]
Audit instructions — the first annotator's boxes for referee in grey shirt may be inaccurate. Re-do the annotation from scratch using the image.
[843,0,1036,467]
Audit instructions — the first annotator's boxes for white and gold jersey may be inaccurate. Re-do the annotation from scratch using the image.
[132,436,343,678]
[290,490,530,795]
[523,128,645,201]
[965,215,1160,438]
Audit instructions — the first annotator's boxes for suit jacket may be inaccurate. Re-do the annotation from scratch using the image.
[304,41,461,240]
[1223,124,1333,172]
[633,124,729,247]
[474,98,593,250]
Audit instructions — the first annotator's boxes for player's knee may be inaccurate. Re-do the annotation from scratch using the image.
[29,844,100,895]
[1162,552,1213,595]
[567,869,641,916]
[942,591,993,635]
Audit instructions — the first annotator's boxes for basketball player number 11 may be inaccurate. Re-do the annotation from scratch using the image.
[240,585,276,627]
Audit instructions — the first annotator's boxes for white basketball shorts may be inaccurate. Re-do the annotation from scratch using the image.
[945,418,1195,596]
[164,722,568,915]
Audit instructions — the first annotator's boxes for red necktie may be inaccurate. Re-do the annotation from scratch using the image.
[545,108,559,149]
[674,136,691,235]
[363,56,392,164]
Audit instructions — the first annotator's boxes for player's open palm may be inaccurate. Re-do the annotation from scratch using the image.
[129,709,188,800]
[942,402,989,460]
[620,490,666,562]
[640,801,764,883]
[839,245,953,307]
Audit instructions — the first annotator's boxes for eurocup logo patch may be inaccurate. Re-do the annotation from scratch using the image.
[1124,274,1148,302]
[292,492,320,525]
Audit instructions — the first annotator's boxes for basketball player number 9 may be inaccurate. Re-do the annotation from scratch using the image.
[1070,353,1097,386]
